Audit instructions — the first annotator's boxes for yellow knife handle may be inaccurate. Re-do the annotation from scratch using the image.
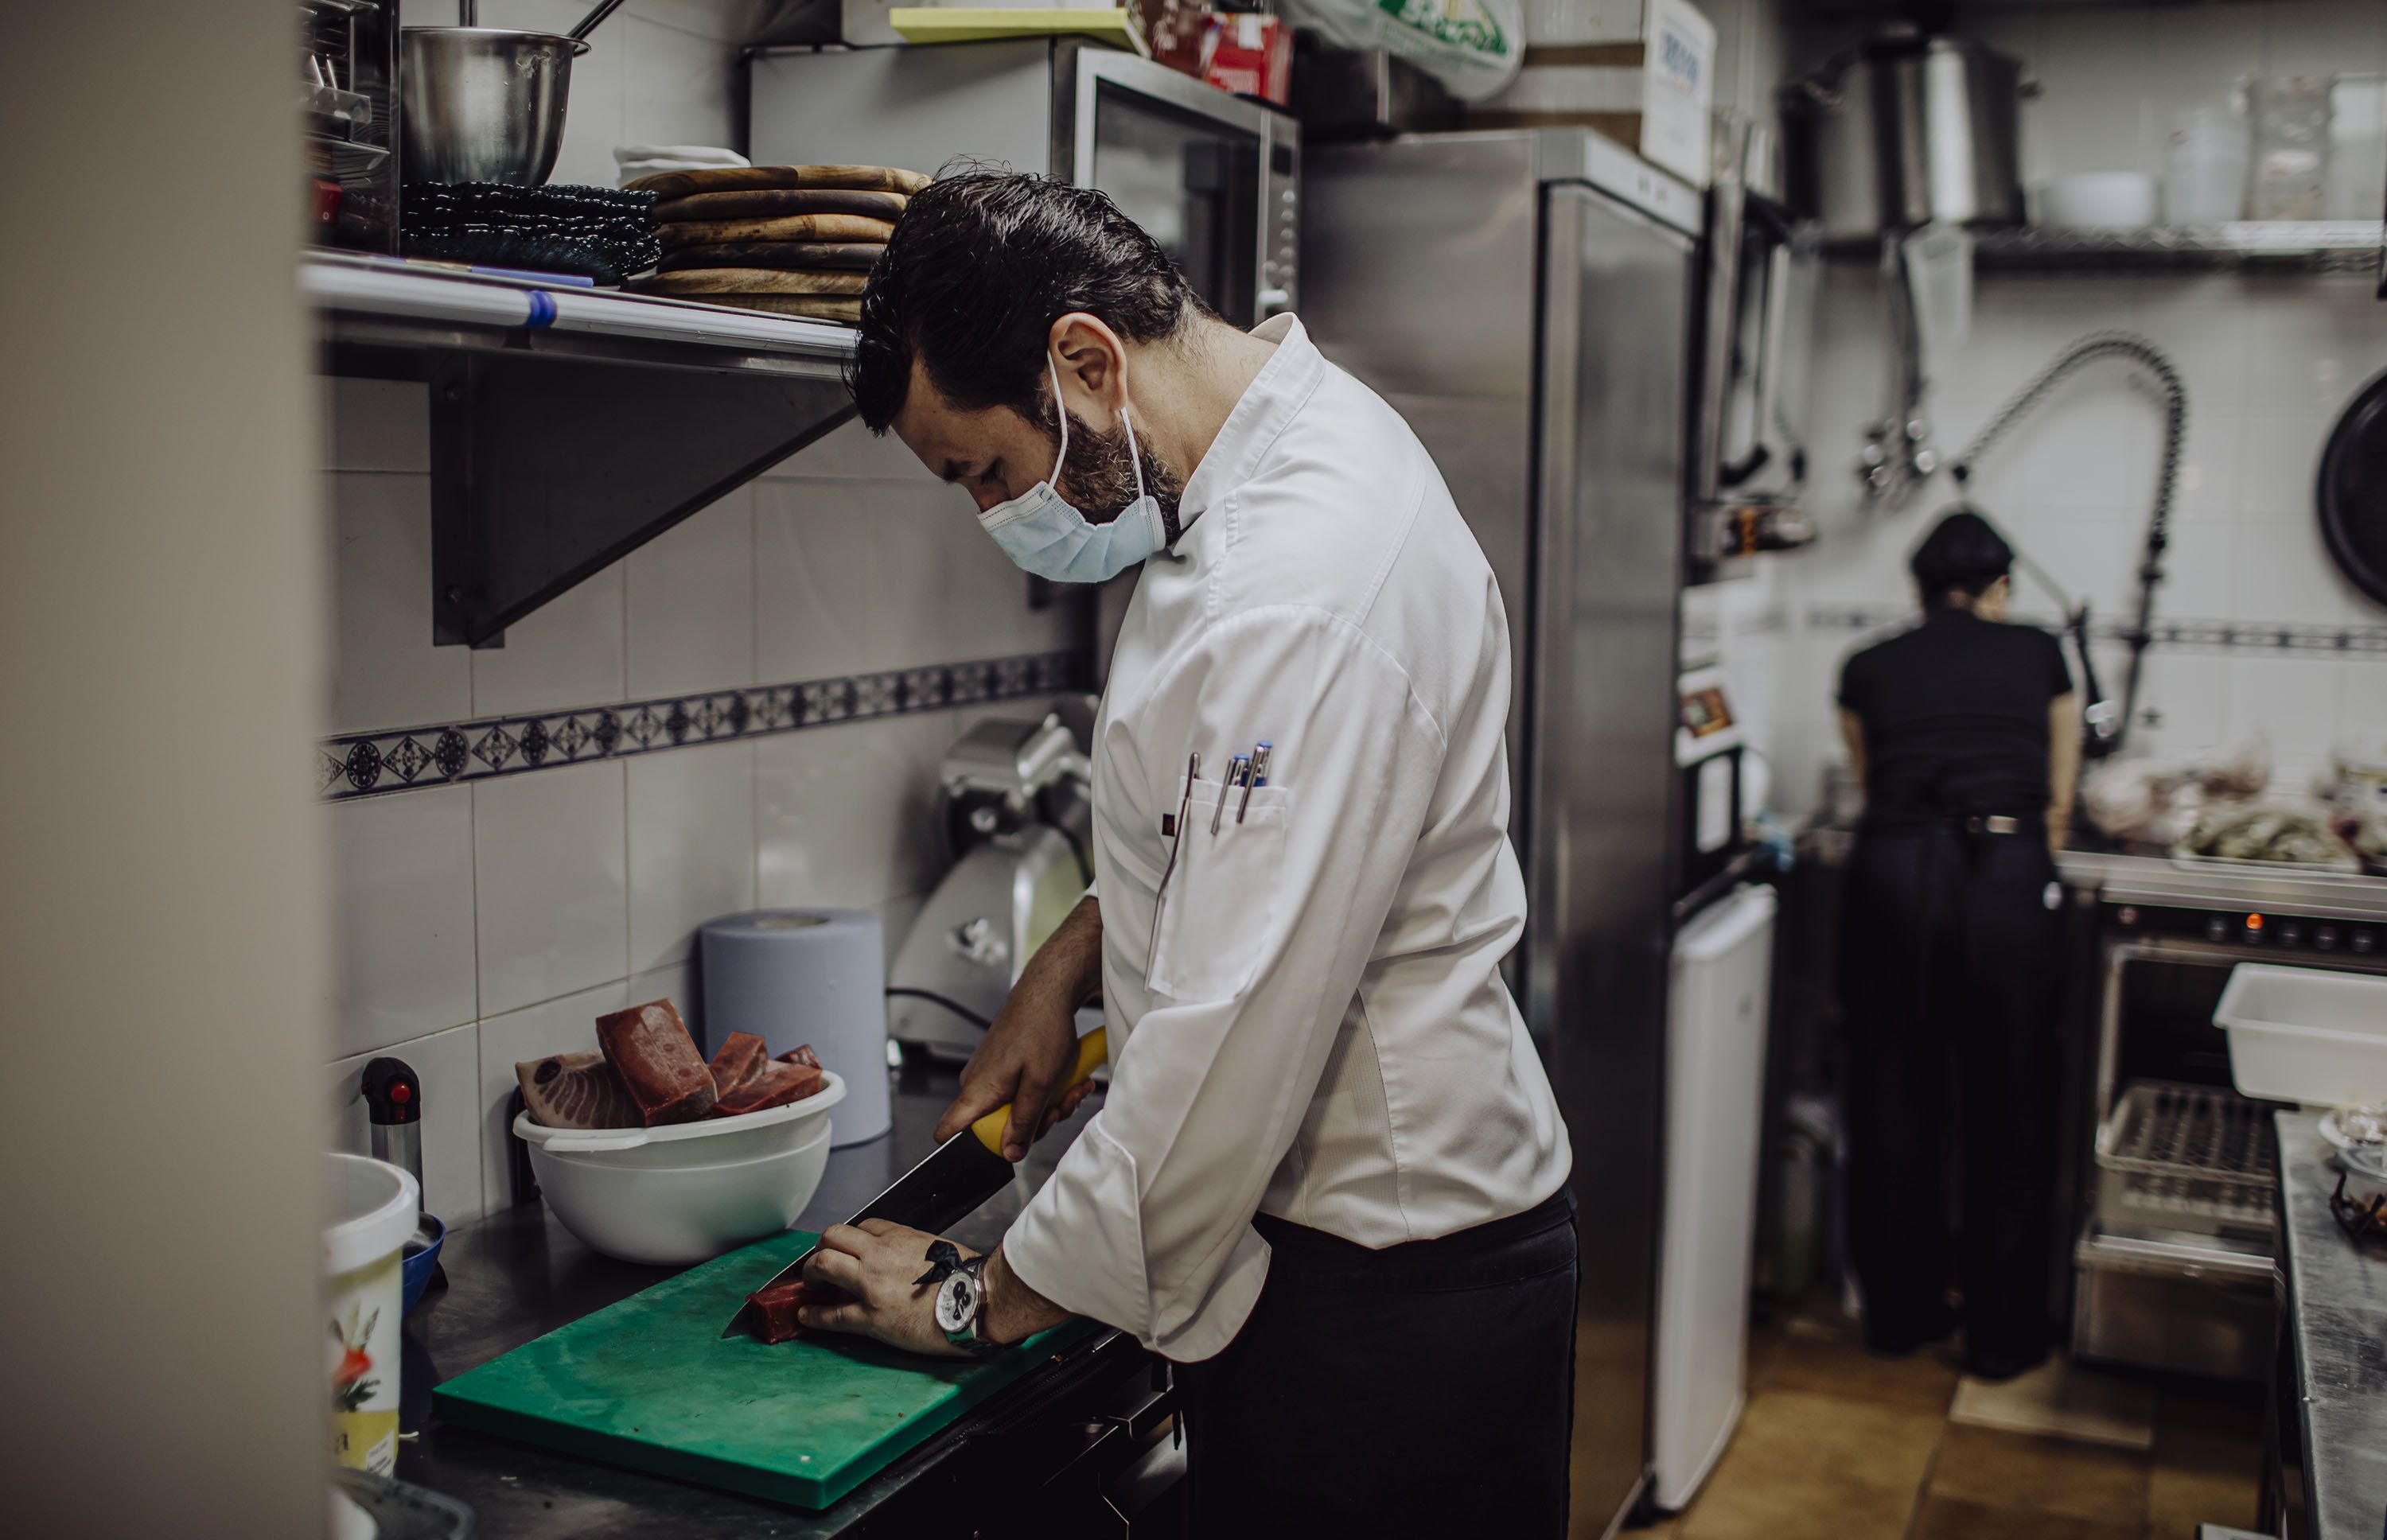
[968,1028,1108,1155]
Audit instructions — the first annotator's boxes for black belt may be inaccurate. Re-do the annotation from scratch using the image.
[1865,813,2043,837]
[1250,1187,1577,1293]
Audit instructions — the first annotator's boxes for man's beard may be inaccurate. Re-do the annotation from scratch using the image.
[1049,410,1183,530]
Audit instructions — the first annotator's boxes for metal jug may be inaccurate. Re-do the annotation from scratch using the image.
[1781,27,2030,240]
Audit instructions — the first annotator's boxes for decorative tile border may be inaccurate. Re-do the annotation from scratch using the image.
[1804,604,2387,657]
[317,648,1093,802]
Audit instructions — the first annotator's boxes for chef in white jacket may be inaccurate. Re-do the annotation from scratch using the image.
[796,172,1578,1537]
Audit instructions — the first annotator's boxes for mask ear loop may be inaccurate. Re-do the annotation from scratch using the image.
[1044,353,1070,487]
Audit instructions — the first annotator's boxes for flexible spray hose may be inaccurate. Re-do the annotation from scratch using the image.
[1947,330,2188,759]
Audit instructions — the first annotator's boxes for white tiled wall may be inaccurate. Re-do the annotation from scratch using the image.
[321,330,1079,1222]
[1754,2,2387,821]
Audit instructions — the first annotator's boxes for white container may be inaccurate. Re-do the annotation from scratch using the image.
[2215,964,2387,1104]
[2042,171,2158,231]
[2162,106,2249,226]
[323,1153,418,1474]
[514,1071,845,1264]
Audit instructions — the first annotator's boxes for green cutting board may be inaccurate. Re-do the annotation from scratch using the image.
[431,1230,1096,1510]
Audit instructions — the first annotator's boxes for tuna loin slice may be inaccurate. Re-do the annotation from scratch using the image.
[594,999,718,1125]
[708,1032,769,1096]
[515,1052,641,1130]
[749,1276,847,1344]
[709,1058,826,1118]
[777,1044,822,1069]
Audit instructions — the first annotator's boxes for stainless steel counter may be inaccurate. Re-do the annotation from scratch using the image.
[393,1064,1169,1538]
[2058,850,2387,924]
[2275,1110,2387,1540]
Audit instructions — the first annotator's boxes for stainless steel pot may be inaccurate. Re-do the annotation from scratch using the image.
[399,27,588,186]
[1781,30,2029,240]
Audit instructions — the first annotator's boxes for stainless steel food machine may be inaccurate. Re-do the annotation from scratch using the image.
[2060,850,2387,1380]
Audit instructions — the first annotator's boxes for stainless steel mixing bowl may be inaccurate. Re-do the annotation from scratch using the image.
[400,27,590,187]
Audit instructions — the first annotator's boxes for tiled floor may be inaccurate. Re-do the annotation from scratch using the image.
[1634,1312,2264,1540]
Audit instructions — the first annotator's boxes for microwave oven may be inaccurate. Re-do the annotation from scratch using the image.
[749,41,1299,328]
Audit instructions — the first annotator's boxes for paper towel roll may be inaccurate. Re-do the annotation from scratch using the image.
[699,909,888,1146]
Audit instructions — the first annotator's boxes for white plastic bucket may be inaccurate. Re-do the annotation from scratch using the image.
[323,1153,418,1473]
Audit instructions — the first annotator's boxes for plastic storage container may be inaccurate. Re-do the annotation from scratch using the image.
[2215,963,2387,1103]
[2162,106,2249,226]
[2249,75,2334,221]
[514,1071,845,1264]
[324,1153,419,1474]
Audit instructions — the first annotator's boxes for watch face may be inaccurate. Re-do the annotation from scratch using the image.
[935,1272,974,1334]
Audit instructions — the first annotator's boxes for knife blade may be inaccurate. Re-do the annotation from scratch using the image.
[722,1027,1108,1338]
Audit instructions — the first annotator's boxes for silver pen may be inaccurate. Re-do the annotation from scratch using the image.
[1238,743,1271,823]
[1213,754,1249,835]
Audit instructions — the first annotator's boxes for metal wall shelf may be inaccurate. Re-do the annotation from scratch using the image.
[1827,221,2385,274]
[306,253,860,648]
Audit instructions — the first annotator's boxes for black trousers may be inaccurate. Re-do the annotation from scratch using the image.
[1840,822,2063,1364]
[1175,1188,1578,1540]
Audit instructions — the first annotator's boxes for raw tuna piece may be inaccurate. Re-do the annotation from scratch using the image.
[594,999,717,1125]
[749,1275,850,1343]
[708,1032,769,1096]
[708,1058,826,1118]
[515,1052,640,1130]
[777,1044,822,1069]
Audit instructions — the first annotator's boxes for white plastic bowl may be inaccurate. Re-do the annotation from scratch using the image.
[513,1071,844,1264]
[2215,965,2387,1104]
[2042,172,2158,231]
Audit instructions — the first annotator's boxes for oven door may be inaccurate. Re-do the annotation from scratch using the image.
[1066,47,1291,329]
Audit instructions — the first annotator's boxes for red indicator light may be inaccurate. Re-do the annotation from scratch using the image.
[391,1083,412,1102]
[2245,913,2264,932]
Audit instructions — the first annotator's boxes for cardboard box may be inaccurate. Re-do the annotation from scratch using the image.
[1470,0,1715,188]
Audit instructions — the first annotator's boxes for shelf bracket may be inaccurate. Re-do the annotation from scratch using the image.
[424,348,855,648]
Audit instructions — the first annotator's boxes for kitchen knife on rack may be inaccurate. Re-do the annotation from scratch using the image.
[722,1028,1108,1338]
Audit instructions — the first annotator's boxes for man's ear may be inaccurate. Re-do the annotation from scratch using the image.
[1047,313,1131,428]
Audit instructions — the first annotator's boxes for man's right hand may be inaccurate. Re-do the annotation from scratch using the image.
[934,896,1104,1161]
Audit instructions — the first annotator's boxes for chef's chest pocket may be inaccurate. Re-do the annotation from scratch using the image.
[1147,779,1293,1003]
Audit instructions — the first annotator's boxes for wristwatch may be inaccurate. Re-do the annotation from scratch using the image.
[917,1241,1000,1356]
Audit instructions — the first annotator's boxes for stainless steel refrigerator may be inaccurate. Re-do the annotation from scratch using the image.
[1304,130,1698,1538]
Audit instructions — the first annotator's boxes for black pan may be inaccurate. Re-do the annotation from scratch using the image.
[2319,368,2387,609]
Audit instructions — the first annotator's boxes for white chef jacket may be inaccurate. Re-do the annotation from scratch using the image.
[999,316,1572,1363]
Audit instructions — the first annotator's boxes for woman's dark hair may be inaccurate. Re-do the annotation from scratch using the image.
[849,170,1207,433]
[1910,509,2015,606]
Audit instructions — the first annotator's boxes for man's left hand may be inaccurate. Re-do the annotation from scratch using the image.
[799,1219,978,1358]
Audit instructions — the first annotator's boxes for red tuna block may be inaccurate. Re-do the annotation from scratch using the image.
[708,1058,826,1118]
[708,1032,769,1096]
[777,1044,822,1069]
[594,999,717,1125]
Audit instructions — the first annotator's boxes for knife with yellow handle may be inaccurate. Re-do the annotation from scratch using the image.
[722,1028,1108,1338]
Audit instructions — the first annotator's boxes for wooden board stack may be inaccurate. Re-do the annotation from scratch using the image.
[623,164,926,322]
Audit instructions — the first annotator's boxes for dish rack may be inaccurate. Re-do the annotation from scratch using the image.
[2095,1081,2278,1239]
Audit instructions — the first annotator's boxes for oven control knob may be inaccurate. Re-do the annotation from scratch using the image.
[2355,928,2378,955]
[2279,922,2303,947]
[2206,915,2229,942]
[2315,925,2340,951]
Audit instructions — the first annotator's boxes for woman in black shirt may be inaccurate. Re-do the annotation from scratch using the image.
[1836,511,2081,1381]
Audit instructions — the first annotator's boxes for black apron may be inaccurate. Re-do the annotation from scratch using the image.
[1174,1188,1578,1538]
[1840,813,2062,1367]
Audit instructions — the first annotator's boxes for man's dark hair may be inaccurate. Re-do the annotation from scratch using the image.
[849,171,1207,434]
[1910,509,2014,606]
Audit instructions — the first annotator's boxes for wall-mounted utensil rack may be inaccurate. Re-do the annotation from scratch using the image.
[306,252,859,648]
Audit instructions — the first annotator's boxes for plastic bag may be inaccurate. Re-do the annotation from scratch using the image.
[1281,0,1524,102]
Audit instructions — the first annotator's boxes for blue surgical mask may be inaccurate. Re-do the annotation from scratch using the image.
[976,357,1166,584]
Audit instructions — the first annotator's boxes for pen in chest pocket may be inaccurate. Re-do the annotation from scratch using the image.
[1148,752,1198,976]
[1212,755,1251,835]
[1238,741,1271,823]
